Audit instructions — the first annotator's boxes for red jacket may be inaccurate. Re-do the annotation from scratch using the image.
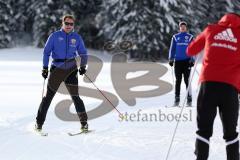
[187,13,240,91]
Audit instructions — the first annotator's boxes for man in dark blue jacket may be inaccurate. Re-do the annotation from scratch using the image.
[35,15,88,132]
[169,21,194,106]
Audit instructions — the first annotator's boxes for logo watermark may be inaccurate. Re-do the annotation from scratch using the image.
[119,109,193,122]
[49,40,173,121]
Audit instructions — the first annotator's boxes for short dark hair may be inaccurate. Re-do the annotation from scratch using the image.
[179,21,187,27]
[62,15,75,22]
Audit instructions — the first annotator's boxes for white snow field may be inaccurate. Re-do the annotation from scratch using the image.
[0,47,238,160]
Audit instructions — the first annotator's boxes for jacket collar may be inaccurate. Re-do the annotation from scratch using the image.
[60,28,74,35]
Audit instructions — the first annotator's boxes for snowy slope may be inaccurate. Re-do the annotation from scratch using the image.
[0,47,237,160]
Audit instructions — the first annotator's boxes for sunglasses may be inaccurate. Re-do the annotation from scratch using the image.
[64,22,74,26]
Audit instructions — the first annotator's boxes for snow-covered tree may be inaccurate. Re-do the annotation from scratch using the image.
[231,1,240,13]
[189,0,231,35]
[2,0,238,60]
[99,0,192,60]
[71,0,103,49]
[0,0,13,48]
[154,0,192,58]
[9,0,33,32]
[30,0,65,47]
[7,0,35,46]
[29,0,102,47]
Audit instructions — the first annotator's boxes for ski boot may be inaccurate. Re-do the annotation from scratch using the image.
[174,96,180,107]
[34,123,48,136]
[78,112,88,133]
[34,123,42,132]
[81,123,88,132]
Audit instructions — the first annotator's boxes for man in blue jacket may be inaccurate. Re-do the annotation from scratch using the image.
[35,15,88,132]
[169,21,194,106]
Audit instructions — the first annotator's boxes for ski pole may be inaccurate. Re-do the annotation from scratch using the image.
[84,73,123,118]
[195,69,201,94]
[165,55,200,160]
[42,79,46,99]
[195,68,200,77]
[171,66,175,87]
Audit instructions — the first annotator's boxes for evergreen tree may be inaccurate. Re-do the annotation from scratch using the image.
[30,0,102,47]
[100,0,191,60]
[0,0,13,48]
[10,0,33,33]
[9,0,35,46]
[31,0,64,47]
[189,0,231,35]
[2,0,238,60]
[71,0,103,49]
[155,0,192,58]
[231,0,240,14]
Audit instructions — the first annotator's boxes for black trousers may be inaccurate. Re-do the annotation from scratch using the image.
[36,64,86,126]
[174,59,191,97]
[195,81,239,160]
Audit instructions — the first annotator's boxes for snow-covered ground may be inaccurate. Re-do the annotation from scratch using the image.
[0,47,237,160]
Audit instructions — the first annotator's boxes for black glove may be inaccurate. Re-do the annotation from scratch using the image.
[79,66,86,75]
[189,61,195,67]
[169,60,174,67]
[42,67,48,79]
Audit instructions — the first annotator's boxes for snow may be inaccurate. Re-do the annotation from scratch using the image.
[0,47,237,160]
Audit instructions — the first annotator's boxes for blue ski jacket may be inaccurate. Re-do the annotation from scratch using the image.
[169,32,194,61]
[43,29,88,68]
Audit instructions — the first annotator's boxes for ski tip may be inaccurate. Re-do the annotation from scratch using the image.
[68,130,94,136]
[33,128,48,136]
[41,133,48,136]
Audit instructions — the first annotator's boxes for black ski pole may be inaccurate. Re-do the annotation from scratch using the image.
[84,73,123,118]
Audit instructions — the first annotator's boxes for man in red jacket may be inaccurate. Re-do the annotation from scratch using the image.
[187,13,240,160]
